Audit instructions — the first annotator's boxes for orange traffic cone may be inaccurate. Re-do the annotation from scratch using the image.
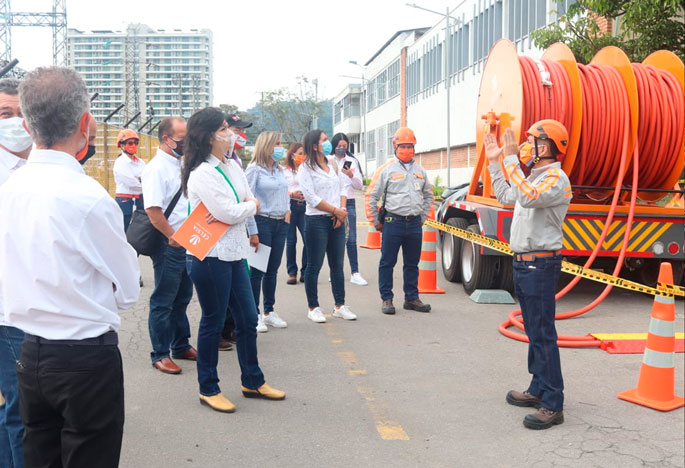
[360,225,382,250]
[417,204,445,294]
[617,262,684,411]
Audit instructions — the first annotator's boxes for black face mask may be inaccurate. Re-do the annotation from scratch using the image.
[170,138,184,157]
[80,145,96,165]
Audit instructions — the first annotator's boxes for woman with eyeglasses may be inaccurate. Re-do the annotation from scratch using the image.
[245,131,290,332]
[181,107,285,413]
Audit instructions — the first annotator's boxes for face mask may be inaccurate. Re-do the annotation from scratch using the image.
[0,117,33,153]
[214,130,235,143]
[271,146,285,162]
[294,153,306,166]
[123,142,138,156]
[321,140,332,155]
[169,137,184,157]
[334,147,346,157]
[234,133,247,149]
[396,146,414,163]
[79,145,96,165]
[518,143,535,168]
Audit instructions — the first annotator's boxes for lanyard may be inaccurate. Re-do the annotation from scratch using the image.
[213,164,251,273]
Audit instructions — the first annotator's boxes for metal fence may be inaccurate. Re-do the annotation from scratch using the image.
[83,122,159,197]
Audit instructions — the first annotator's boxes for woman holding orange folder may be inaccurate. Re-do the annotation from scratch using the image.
[181,107,285,413]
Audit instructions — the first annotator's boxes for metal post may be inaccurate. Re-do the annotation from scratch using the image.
[103,123,110,193]
[445,6,451,188]
[362,73,368,175]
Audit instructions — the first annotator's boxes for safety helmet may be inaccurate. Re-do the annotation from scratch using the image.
[525,120,568,155]
[392,127,417,147]
[116,129,139,147]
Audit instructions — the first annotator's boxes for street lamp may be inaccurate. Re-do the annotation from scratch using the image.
[406,2,464,187]
[349,60,369,175]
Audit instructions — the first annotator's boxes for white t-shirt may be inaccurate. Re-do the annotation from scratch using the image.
[142,148,188,230]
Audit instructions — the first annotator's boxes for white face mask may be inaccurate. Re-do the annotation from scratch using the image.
[0,117,33,153]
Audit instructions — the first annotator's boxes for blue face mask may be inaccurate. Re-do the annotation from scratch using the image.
[271,146,286,162]
[321,140,332,155]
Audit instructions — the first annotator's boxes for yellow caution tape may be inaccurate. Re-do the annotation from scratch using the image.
[590,332,685,340]
[426,219,685,298]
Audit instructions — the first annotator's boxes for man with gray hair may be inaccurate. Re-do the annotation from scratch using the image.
[0,76,31,468]
[0,67,139,468]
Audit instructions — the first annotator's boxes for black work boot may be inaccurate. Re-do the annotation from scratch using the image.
[403,299,431,312]
[523,408,564,430]
[506,390,542,408]
[382,299,396,315]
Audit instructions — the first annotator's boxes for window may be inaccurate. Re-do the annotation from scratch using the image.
[422,37,442,94]
[376,70,387,106]
[366,129,376,161]
[376,126,386,163]
[406,52,421,104]
[334,101,342,124]
[387,59,400,98]
[449,21,470,79]
[386,120,400,157]
[508,0,547,44]
[367,78,376,112]
[473,0,503,64]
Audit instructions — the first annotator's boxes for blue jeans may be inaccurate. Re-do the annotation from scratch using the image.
[304,215,346,308]
[0,325,24,468]
[115,195,144,232]
[513,255,564,411]
[250,216,288,314]
[190,257,265,395]
[378,216,423,301]
[149,243,193,363]
[345,199,359,274]
[286,201,307,277]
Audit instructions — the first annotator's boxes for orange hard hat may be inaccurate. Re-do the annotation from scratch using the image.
[392,127,417,147]
[526,120,568,155]
[116,129,139,147]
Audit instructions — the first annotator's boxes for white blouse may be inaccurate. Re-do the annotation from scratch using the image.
[298,156,346,216]
[187,155,257,262]
[284,166,301,195]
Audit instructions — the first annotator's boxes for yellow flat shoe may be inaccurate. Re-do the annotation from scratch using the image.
[241,383,286,400]
[199,393,236,413]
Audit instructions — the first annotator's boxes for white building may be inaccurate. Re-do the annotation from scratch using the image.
[68,24,213,129]
[333,0,576,186]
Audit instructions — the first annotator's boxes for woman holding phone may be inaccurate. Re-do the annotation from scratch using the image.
[181,107,285,413]
[331,133,367,286]
[298,129,357,323]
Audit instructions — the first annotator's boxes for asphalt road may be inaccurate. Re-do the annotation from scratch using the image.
[118,229,684,468]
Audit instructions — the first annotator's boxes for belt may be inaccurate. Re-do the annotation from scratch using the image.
[24,331,118,346]
[290,199,306,205]
[258,214,286,221]
[115,193,141,199]
[514,250,562,261]
[386,212,420,221]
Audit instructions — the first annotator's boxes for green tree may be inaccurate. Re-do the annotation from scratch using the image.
[531,0,685,63]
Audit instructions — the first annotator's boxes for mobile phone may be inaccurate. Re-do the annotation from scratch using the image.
[342,160,352,170]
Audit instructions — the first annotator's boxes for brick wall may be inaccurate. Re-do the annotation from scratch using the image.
[417,143,477,171]
[591,14,614,34]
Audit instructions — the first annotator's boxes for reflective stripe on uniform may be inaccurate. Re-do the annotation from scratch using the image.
[643,349,675,369]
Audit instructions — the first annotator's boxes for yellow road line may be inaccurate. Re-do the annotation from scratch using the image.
[358,387,410,441]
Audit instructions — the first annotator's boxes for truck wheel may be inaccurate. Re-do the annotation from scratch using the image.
[636,259,684,289]
[441,217,470,282]
[461,224,498,295]
[496,256,514,293]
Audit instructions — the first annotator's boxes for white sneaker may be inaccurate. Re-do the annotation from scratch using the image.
[350,272,368,286]
[264,311,287,328]
[256,314,268,333]
[332,305,357,320]
[307,307,327,323]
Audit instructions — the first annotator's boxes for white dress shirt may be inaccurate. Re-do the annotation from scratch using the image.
[0,146,27,327]
[187,155,257,262]
[299,157,346,216]
[142,148,188,230]
[0,149,140,340]
[113,152,146,195]
[334,155,363,200]
[284,166,301,195]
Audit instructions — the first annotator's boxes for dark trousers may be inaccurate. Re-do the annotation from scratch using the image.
[114,195,144,232]
[16,336,124,468]
[513,255,564,411]
[378,216,423,301]
[286,200,307,277]
[0,325,24,468]
[149,243,193,363]
[304,215,346,308]
[250,216,288,314]
[189,257,265,395]
[345,199,359,274]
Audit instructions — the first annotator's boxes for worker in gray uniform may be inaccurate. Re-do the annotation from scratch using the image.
[368,127,433,315]
[485,119,572,430]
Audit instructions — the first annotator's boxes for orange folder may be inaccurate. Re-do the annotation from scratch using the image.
[171,202,230,260]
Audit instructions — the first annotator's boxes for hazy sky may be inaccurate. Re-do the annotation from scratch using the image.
[12,0,451,109]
